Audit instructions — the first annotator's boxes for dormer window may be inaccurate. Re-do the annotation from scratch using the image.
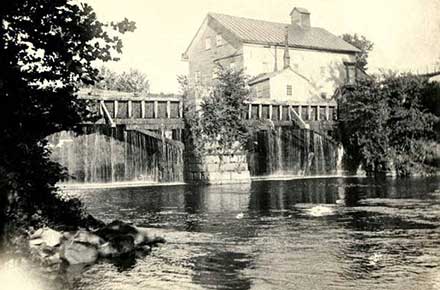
[205,38,211,50]
[286,85,293,96]
[216,34,223,46]
[345,62,357,84]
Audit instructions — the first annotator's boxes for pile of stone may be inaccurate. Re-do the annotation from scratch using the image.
[29,220,165,267]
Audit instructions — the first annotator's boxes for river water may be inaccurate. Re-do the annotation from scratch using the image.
[62,177,440,289]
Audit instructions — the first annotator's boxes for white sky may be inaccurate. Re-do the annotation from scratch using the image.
[87,0,440,93]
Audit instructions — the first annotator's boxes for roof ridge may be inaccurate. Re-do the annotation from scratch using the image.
[204,12,361,53]
[209,12,294,28]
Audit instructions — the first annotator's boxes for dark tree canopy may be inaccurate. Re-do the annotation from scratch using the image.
[341,33,374,70]
[0,1,135,229]
[337,73,439,176]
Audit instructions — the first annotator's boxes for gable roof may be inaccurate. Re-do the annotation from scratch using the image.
[208,13,360,53]
[290,7,310,15]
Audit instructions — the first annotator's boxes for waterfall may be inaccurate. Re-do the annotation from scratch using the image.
[247,126,338,177]
[336,145,344,175]
[48,125,184,185]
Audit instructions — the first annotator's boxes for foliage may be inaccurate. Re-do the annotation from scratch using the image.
[181,66,250,155]
[93,66,150,93]
[341,33,374,70]
[0,1,135,233]
[338,73,439,176]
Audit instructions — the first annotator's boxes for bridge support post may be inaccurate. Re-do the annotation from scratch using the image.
[128,100,132,118]
[141,100,146,118]
[269,105,273,120]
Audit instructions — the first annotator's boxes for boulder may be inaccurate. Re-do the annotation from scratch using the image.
[136,228,166,247]
[29,238,44,247]
[98,242,118,258]
[45,253,62,266]
[30,227,63,248]
[96,220,138,241]
[108,235,134,255]
[82,214,106,230]
[73,230,103,247]
[61,241,98,265]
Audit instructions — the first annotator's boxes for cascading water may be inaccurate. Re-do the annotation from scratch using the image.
[48,125,184,185]
[247,126,338,177]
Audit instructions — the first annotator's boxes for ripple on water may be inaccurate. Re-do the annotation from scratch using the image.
[62,176,440,290]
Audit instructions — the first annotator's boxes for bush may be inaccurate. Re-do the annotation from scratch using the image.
[337,73,439,176]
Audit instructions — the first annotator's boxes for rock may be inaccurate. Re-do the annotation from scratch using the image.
[133,231,147,246]
[98,242,118,258]
[108,235,134,255]
[63,231,75,240]
[82,214,106,230]
[46,253,62,266]
[94,221,166,257]
[29,238,44,247]
[96,220,138,241]
[150,236,166,246]
[73,230,103,247]
[138,244,151,253]
[133,227,166,247]
[31,228,63,247]
[61,241,98,265]
[30,228,44,239]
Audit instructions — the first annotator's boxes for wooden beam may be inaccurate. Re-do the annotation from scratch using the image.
[128,100,132,118]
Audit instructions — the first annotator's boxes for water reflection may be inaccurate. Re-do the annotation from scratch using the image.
[69,176,440,290]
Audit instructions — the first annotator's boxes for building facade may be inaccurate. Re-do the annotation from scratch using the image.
[182,7,360,104]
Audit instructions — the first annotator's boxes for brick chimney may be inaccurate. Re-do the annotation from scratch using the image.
[290,7,310,29]
[283,26,290,69]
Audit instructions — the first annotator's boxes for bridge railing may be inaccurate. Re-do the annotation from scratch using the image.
[79,89,185,130]
[243,101,337,123]
[79,89,184,120]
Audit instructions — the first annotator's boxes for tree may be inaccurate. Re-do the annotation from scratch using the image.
[116,68,150,93]
[93,67,150,93]
[341,33,374,70]
[338,73,439,176]
[93,66,120,90]
[338,77,391,173]
[0,1,135,233]
[183,66,250,155]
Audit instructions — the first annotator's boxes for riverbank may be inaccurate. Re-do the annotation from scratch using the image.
[0,219,166,290]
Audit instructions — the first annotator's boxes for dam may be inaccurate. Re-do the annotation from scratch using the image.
[49,89,339,185]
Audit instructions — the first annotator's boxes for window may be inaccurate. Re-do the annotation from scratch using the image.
[216,34,223,46]
[205,37,211,50]
[194,71,201,84]
[212,69,218,80]
[320,66,326,76]
[230,62,236,70]
[286,85,293,96]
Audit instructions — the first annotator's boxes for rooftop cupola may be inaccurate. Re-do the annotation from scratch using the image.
[290,7,311,29]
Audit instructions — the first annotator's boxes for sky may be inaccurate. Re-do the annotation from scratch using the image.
[87,0,440,94]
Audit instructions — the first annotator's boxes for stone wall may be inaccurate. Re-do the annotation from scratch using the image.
[184,151,251,184]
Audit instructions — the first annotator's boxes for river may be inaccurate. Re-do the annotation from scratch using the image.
[53,176,439,290]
